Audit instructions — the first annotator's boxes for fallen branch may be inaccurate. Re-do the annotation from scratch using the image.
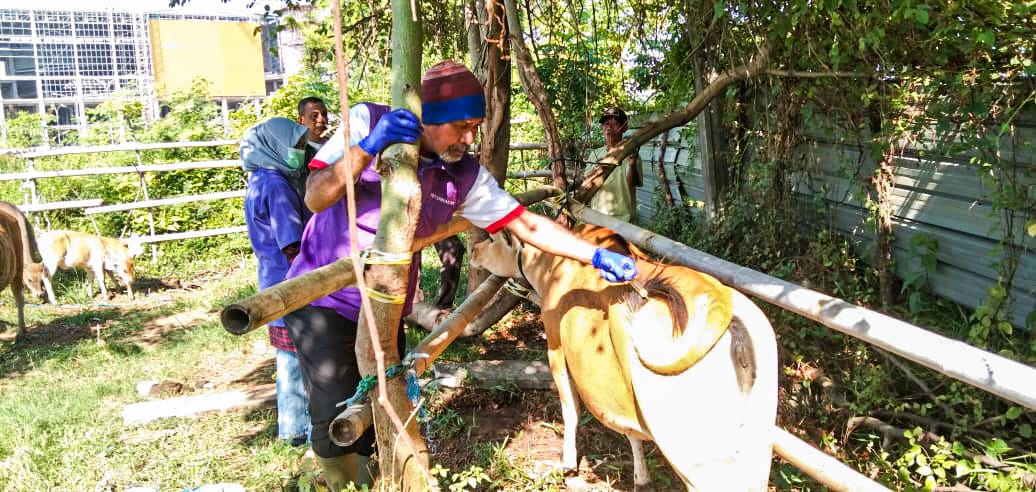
[873,347,959,420]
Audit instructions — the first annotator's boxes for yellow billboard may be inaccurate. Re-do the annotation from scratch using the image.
[149,19,265,97]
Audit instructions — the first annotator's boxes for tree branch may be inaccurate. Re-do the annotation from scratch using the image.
[571,43,771,204]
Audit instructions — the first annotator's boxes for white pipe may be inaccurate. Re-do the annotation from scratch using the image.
[136,226,247,244]
[0,160,240,182]
[15,139,239,159]
[84,190,245,215]
[573,202,1036,411]
[772,427,889,492]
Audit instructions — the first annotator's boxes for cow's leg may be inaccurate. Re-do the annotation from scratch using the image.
[629,436,653,491]
[547,345,581,473]
[88,262,107,299]
[42,275,56,304]
[117,270,134,300]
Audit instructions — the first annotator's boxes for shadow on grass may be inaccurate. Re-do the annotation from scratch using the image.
[0,282,260,380]
[236,406,280,448]
[233,356,276,386]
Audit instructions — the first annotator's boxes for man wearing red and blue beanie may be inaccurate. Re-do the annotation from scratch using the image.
[283,61,639,490]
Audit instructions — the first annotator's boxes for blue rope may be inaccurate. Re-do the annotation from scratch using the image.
[334,352,435,452]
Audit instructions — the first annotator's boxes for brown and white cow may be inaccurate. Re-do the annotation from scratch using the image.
[38,230,144,302]
[470,224,777,491]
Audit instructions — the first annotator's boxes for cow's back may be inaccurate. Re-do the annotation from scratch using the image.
[40,230,90,269]
[0,201,39,262]
[0,211,24,292]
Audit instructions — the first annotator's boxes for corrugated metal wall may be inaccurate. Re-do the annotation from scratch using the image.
[791,109,1035,329]
[623,110,1034,329]
[631,124,706,225]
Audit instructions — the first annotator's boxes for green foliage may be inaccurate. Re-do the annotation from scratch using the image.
[431,463,492,492]
[1,111,51,148]
[82,94,147,146]
[263,70,340,121]
[144,78,224,145]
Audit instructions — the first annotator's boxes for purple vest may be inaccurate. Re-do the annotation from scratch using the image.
[286,103,481,321]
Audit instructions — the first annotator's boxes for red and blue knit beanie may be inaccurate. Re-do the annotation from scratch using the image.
[421,61,485,125]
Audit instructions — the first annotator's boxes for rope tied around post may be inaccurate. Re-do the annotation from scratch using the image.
[334,351,436,450]
[359,248,413,304]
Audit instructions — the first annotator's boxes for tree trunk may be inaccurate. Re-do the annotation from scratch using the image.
[655,130,675,206]
[874,145,897,308]
[354,2,430,488]
[502,0,570,227]
[867,111,897,308]
[467,0,513,293]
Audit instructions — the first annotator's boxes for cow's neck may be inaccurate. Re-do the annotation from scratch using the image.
[516,242,557,295]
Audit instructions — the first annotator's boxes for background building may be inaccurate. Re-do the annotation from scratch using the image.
[0,6,298,146]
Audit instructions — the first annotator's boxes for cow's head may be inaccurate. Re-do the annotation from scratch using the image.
[122,234,144,258]
[470,231,523,279]
[23,262,46,299]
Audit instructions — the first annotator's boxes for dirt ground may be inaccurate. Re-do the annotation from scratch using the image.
[427,310,685,491]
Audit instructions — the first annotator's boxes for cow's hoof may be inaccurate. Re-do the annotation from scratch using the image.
[633,483,655,492]
[564,476,589,491]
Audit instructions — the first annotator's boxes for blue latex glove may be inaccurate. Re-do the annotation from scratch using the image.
[591,248,638,283]
[358,109,422,155]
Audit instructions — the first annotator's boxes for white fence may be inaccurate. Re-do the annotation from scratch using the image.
[0,140,242,261]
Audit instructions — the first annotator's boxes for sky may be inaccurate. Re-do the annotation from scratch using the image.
[4,0,285,15]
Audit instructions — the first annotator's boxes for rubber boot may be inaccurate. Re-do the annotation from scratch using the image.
[316,453,373,491]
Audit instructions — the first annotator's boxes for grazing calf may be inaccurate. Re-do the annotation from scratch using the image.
[471,224,778,491]
[0,208,27,341]
[0,201,46,299]
[38,230,144,303]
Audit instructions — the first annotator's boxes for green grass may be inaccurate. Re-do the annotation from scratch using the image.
[0,258,317,491]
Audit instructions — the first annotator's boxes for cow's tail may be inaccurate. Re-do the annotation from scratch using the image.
[625,279,730,375]
[728,316,757,394]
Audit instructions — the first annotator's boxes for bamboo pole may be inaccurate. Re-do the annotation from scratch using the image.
[570,201,1036,411]
[412,275,506,375]
[220,188,558,335]
[772,427,889,492]
[220,256,358,335]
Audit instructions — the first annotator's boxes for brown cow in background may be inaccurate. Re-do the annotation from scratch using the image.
[0,202,28,341]
[0,201,46,301]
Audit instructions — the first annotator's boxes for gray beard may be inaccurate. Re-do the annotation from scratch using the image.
[439,145,467,163]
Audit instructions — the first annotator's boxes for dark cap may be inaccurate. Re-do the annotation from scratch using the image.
[598,107,628,125]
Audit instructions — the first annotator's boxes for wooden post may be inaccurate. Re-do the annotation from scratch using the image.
[693,55,727,217]
[656,129,675,206]
[135,149,159,263]
[349,1,432,488]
